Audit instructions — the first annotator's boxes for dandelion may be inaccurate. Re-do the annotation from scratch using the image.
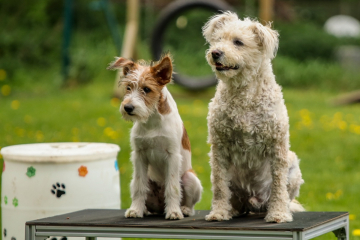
[194,165,204,174]
[111,98,120,108]
[0,69,6,81]
[104,127,119,139]
[97,117,106,127]
[72,136,79,142]
[351,125,360,135]
[178,105,189,115]
[326,192,334,200]
[15,127,25,137]
[11,100,20,110]
[338,121,347,130]
[35,131,44,142]
[1,85,11,96]
[297,109,313,129]
[193,148,202,156]
[193,99,203,106]
[353,229,360,236]
[335,156,342,163]
[334,189,343,199]
[349,214,356,220]
[24,115,33,124]
[72,128,80,135]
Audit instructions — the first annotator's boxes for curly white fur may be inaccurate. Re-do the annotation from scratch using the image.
[203,12,304,223]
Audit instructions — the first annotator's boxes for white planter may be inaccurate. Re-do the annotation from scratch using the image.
[1,142,121,240]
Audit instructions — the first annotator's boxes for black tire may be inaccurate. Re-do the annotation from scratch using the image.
[151,0,233,90]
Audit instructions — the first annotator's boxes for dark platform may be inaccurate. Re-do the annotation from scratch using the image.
[27,209,347,232]
[26,210,350,240]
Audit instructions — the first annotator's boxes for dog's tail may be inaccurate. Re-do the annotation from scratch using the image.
[290,199,305,212]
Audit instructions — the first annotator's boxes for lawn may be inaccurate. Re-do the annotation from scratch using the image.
[1,77,360,239]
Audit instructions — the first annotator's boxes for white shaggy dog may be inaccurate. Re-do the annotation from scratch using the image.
[202,12,304,223]
[107,55,203,220]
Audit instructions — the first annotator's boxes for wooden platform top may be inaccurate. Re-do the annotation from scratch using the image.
[26,209,348,232]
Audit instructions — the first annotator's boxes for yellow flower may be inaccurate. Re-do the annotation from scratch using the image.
[353,229,360,236]
[193,148,202,156]
[72,136,79,142]
[178,105,189,115]
[35,131,44,141]
[15,128,25,137]
[334,189,343,199]
[97,117,106,127]
[193,99,203,106]
[104,127,119,139]
[326,192,334,200]
[349,214,356,220]
[1,85,11,96]
[120,166,126,174]
[24,115,33,124]
[194,165,204,174]
[110,98,120,108]
[338,121,347,130]
[11,100,20,110]
[0,69,6,81]
[72,128,79,135]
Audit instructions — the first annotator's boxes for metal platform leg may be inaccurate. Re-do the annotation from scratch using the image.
[333,227,348,240]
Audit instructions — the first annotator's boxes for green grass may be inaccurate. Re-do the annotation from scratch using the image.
[1,78,360,239]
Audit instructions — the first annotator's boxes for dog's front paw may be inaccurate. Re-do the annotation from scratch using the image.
[166,210,184,220]
[205,210,231,221]
[125,208,144,218]
[181,206,194,217]
[265,211,293,223]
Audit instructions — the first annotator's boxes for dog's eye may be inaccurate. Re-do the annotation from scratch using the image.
[126,86,131,91]
[143,87,151,93]
[234,40,244,46]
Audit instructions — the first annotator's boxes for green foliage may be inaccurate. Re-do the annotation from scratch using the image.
[162,8,214,77]
[0,0,126,86]
[274,55,360,91]
[276,21,360,62]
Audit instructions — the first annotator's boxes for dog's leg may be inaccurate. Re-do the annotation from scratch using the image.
[205,145,232,221]
[181,170,202,216]
[125,151,149,218]
[164,153,184,220]
[287,151,305,212]
[265,143,293,223]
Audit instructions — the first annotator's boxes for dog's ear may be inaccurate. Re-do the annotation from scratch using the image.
[151,55,173,85]
[107,57,137,76]
[250,22,279,59]
[202,11,238,43]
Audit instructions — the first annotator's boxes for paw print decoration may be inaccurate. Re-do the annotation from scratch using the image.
[51,183,66,198]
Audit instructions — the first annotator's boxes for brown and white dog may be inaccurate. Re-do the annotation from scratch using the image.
[107,55,203,220]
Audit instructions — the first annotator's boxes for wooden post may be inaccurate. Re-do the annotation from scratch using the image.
[113,0,139,97]
[259,0,274,24]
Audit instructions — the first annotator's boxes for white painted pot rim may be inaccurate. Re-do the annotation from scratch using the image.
[0,142,120,163]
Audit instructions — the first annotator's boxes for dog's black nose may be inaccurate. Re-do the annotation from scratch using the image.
[124,104,134,113]
[211,50,223,59]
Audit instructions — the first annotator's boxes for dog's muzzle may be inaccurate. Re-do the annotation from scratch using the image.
[211,49,239,71]
[211,50,223,60]
[124,104,135,115]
